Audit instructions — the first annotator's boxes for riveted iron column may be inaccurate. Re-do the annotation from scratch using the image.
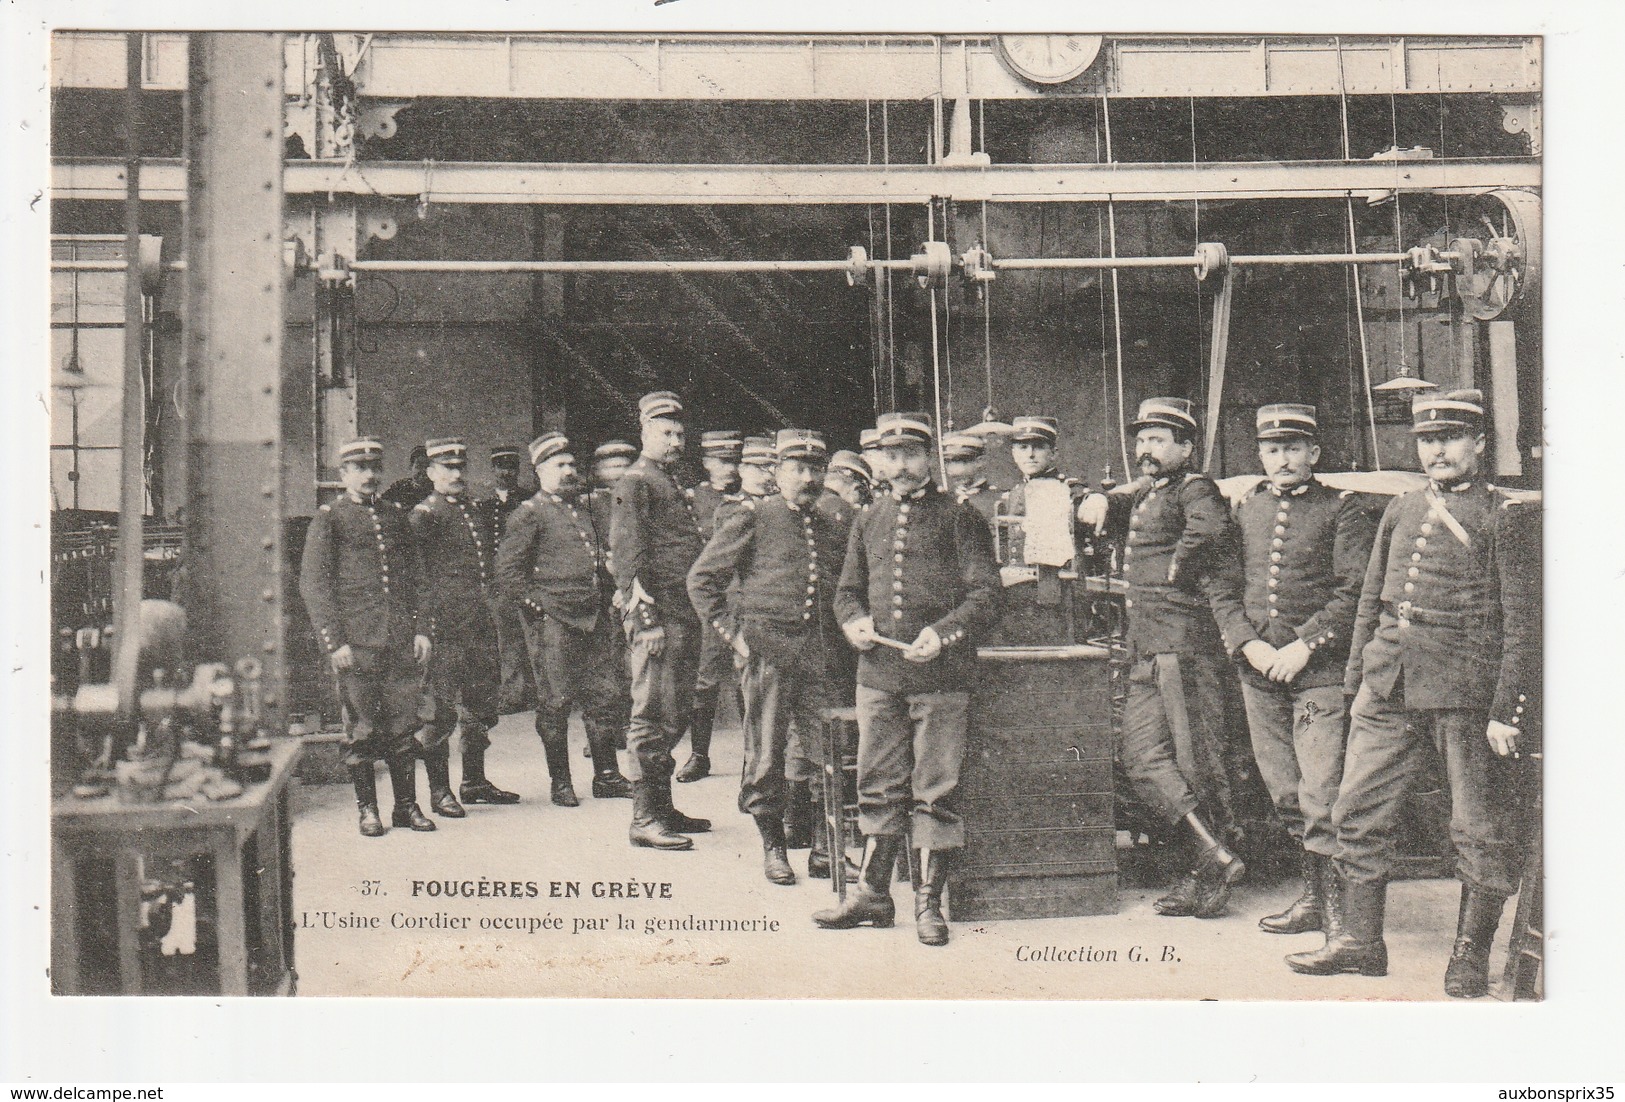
[181,33,288,731]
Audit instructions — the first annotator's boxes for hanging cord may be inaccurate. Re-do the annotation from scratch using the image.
[1093,102,1113,476]
[1435,52,1459,384]
[1190,96,1206,387]
[865,95,881,413]
[941,197,954,430]
[1347,204,1382,472]
[1102,93,1131,475]
[980,101,994,414]
[1388,71,1409,377]
[927,200,949,487]
[1336,36,1383,471]
[981,197,994,412]
[883,100,897,409]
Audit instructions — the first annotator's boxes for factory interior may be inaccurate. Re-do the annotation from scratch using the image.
[44,32,1542,1002]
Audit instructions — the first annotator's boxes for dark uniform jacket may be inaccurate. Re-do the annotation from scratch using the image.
[812,490,864,549]
[688,482,734,542]
[954,477,1003,529]
[496,490,608,634]
[410,492,495,632]
[588,488,616,574]
[1209,477,1379,689]
[1101,468,1235,658]
[835,484,1003,694]
[481,488,526,545]
[688,494,844,668]
[1344,481,1540,728]
[610,455,705,631]
[382,474,432,510]
[299,492,428,653]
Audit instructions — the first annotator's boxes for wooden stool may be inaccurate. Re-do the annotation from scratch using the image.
[817,706,860,898]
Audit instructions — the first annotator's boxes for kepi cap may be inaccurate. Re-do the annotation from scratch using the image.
[425,437,468,465]
[875,410,934,447]
[1255,403,1318,441]
[1411,388,1485,435]
[490,445,522,466]
[941,432,986,460]
[775,428,828,463]
[593,440,638,462]
[700,430,743,459]
[638,391,684,423]
[829,450,872,482]
[1130,397,1199,435]
[339,436,384,464]
[528,432,572,467]
[1010,416,1060,445]
[859,428,883,451]
[741,435,777,467]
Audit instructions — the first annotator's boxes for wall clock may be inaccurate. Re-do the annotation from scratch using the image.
[994,34,1104,85]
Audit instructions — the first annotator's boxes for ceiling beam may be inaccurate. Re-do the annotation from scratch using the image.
[52,32,1541,100]
[55,156,1541,206]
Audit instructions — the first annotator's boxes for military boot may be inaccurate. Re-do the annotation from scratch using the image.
[350,763,386,837]
[783,778,814,849]
[385,752,435,832]
[459,730,519,806]
[1286,871,1389,977]
[1444,884,1507,999]
[423,745,466,818]
[806,807,860,880]
[585,718,633,798]
[1260,850,1327,934]
[1155,811,1246,918]
[755,815,797,886]
[812,835,901,930]
[675,685,716,783]
[654,778,711,833]
[536,713,579,807]
[629,781,693,851]
[807,808,832,878]
[915,848,951,946]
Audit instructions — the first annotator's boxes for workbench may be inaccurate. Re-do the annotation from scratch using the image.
[51,739,302,996]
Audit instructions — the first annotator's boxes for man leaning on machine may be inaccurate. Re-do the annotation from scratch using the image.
[1077,397,1246,920]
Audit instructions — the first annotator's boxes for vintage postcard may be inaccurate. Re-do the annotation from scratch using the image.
[37,20,1552,1018]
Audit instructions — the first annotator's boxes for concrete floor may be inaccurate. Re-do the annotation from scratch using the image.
[289,710,1527,1001]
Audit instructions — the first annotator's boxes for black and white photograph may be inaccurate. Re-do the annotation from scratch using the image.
[34,24,1551,1002]
[10,1,1625,1085]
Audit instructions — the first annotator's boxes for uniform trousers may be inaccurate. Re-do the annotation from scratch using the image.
[625,613,700,783]
[422,604,501,753]
[854,685,968,851]
[1239,679,1347,857]
[1119,651,1236,837]
[694,626,732,696]
[1331,681,1523,896]
[606,613,632,739]
[491,596,535,712]
[335,643,424,767]
[521,612,621,742]
[737,634,831,820]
